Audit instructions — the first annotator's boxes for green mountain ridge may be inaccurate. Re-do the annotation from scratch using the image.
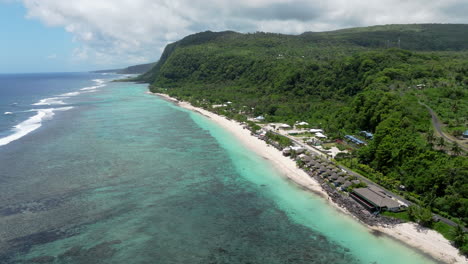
[92,62,157,74]
[136,24,468,253]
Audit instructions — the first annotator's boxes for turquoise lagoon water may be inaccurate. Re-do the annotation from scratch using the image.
[0,78,437,263]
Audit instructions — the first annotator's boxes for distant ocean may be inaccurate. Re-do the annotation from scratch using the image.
[0,73,436,263]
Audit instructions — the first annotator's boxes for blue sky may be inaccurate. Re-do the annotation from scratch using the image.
[0,2,82,73]
[2,0,467,73]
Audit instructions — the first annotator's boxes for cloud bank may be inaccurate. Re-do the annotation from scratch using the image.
[21,0,468,67]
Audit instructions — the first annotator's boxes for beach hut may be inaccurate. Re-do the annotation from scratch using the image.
[311,163,320,169]
[307,160,317,168]
[318,166,327,173]
[322,170,332,177]
[336,176,346,185]
[300,155,313,163]
[341,181,352,190]
[282,147,291,156]
[330,174,339,181]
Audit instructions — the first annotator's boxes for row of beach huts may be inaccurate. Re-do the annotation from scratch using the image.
[283,148,406,213]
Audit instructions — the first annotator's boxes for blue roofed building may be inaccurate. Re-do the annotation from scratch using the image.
[360,131,374,139]
[345,135,365,145]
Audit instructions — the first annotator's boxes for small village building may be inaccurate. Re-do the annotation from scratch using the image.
[291,146,306,154]
[360,131,374,139]
[463,130,468,138]
[255,115,265,121]
[309,128,323,133]
[352,180,361,185]
[416,84,426,89]
[351,187,401,212]
[296,121,309,126]
[315,132,327,138]
[282,147,291,156]
[345,135,365,145]
[280,124,291,129]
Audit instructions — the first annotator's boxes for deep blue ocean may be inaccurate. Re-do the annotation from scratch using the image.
[0,73,437,263]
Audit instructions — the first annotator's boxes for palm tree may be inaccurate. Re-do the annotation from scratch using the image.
[437,137,446,148]
[451,142,463,156]
[426,131,435,143]
[452,225,466,247]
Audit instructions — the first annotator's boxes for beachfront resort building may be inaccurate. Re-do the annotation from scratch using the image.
[351,186,401,212]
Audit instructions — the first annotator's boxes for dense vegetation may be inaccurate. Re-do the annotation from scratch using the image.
[136,24,468,252]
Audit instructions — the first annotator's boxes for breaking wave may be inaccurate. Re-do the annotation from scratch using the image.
[0,107,73,147]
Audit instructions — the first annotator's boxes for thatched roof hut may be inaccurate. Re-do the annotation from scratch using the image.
[342,181,352,190]
[300,155,313,162]
[336,176,346,185]
[352,180,361,185]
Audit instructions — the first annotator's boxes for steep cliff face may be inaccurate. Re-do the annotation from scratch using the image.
[139,24,468,86]
[137,31,239,83]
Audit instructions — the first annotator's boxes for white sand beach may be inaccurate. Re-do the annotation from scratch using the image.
[154,92,467,264]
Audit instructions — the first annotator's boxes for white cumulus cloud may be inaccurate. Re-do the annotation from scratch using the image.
[20,0,468,68]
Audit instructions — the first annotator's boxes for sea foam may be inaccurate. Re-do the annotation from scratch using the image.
[32,97,68,106]
[0,107,73,147]
[81,79,106,91]
[59,91,81,97]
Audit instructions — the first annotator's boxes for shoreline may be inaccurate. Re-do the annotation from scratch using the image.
[152,92,467,264]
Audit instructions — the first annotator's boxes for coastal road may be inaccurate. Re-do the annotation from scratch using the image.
[419,101,468,153]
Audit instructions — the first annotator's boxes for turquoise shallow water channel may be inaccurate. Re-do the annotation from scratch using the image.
[0,81,436,263]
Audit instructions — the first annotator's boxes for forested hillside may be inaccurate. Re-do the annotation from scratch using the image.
[92,62,156,74]
[136,24,468,232]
